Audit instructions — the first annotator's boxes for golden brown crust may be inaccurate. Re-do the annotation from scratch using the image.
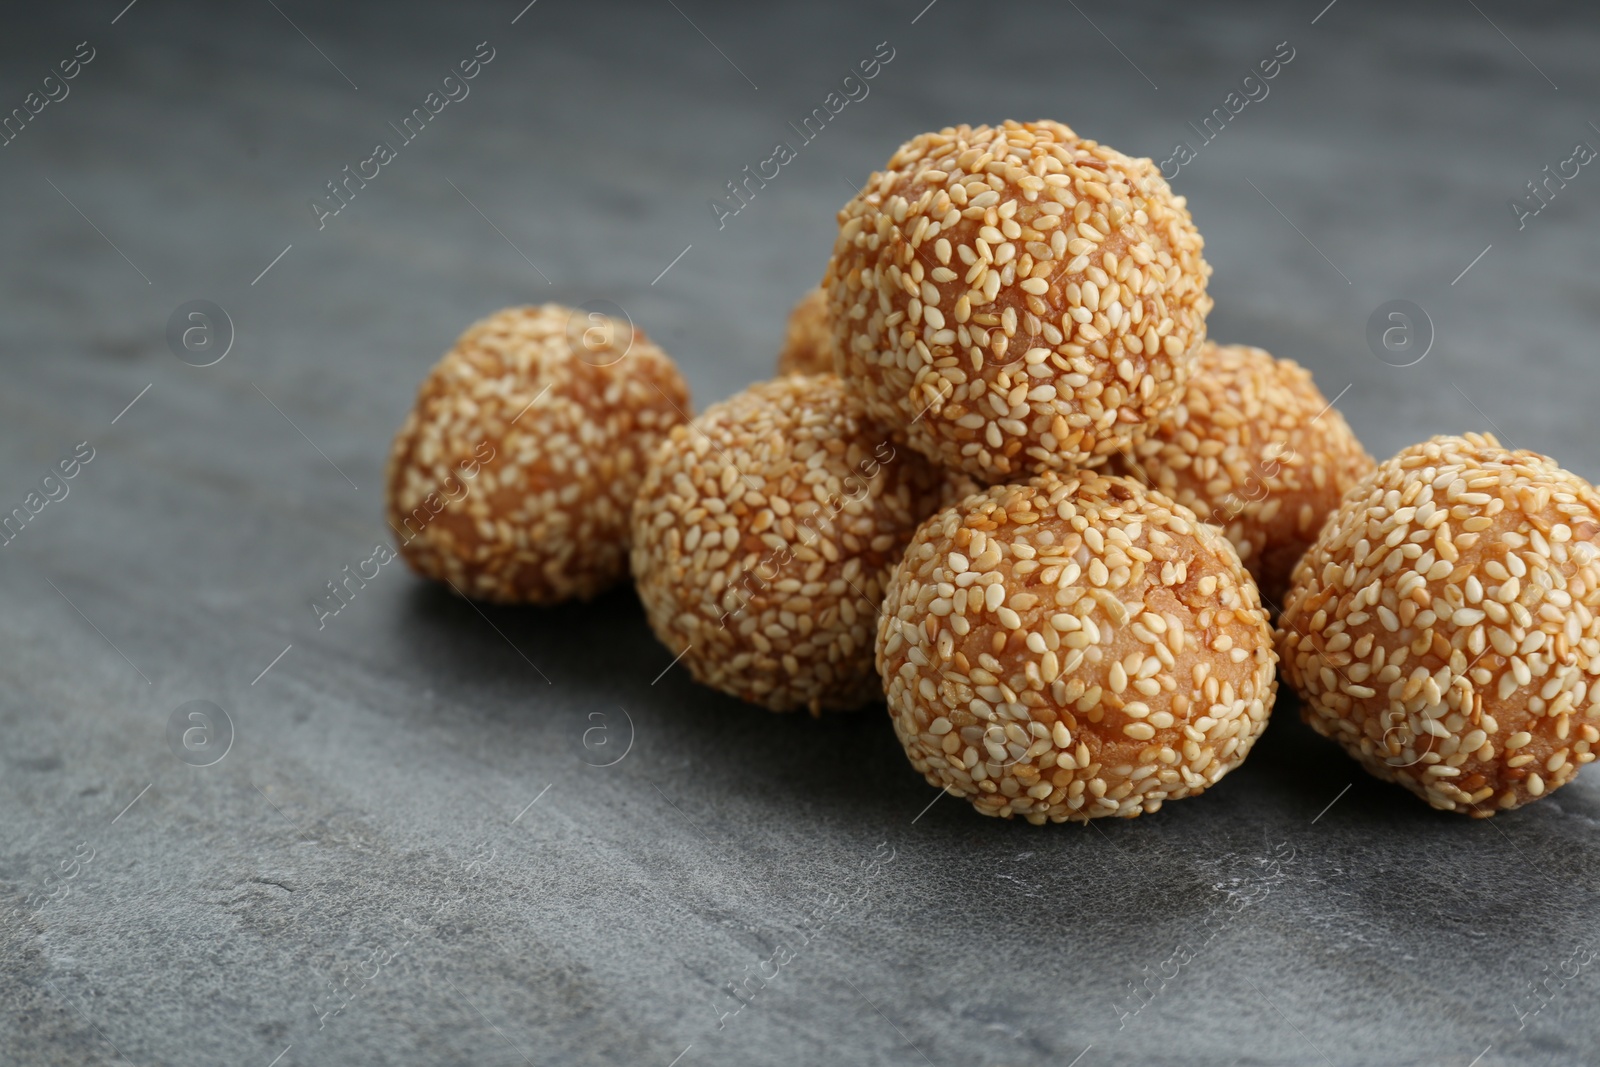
[776,286,836,377]
[1115,341,1374,605]
[630,375,947,714]
[826,120,1211,484]
[879,471,1277,823]
[1278,433,1600,816]
[385,305,690,604]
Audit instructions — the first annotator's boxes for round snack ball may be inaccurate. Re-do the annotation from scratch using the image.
[826,119,1212,484]
[1278,433,1600,816]
[631,374,947,714]
[878,471,1277,823]
[1115,341,1374,606]
[776,287,836,377]
[386,304,691,604]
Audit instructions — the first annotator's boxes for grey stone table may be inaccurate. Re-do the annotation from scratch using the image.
[3,2,1598,1064]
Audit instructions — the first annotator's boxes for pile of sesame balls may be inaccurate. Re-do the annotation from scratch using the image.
[387,120,1600,823]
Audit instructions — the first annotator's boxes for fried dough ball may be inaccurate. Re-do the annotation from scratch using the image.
[1116,341,1374,605]
[776,287,836,377]
[878,472,1277,823]
[826,120,1212,484]
[386,305,690,604]
[631,374,946,713]
[1279,433,1600,816]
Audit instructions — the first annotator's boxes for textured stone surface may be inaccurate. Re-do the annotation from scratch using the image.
[2,2,1598,1065]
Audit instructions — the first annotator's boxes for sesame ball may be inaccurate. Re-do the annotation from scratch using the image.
[775,286,836,377]
[825,119,1212,484]
[1278,434,1600,816]
[939,469,989,511]
[630,374,946,714]
[878,472,1277,823]
[1116,341,1374,605]
[386,304,691,604]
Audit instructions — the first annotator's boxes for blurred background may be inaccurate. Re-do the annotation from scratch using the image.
[2,2,1597,1065]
